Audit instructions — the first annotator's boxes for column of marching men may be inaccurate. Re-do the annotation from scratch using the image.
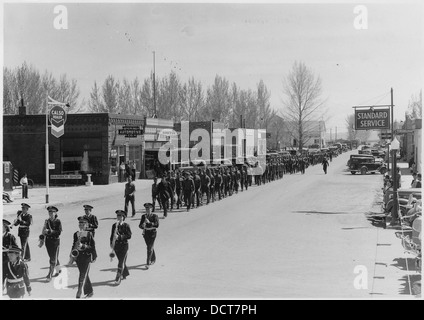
[2,152,334,299]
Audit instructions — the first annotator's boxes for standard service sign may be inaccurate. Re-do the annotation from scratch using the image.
[355,108,390,130]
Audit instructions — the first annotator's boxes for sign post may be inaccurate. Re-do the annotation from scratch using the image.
[45,96,69,203]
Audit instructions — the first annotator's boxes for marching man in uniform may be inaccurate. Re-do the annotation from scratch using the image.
[110,210,132,285]
[13,203,33,262]
[69,216,97,299]
[2,245,31,299]
[3,219,18,265]
[139,203,159,269]
[80,204,98,237]
[39,206,62,282]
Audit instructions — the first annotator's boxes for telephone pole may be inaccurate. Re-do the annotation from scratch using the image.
[153,51,156,117]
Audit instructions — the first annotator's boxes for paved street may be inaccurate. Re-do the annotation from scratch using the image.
[2,150,420,299]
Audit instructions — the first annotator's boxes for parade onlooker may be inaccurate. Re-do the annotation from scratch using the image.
[411,172,418,188]
[20,173,29,199]
[322,157,329,174]
[416,174,422,188]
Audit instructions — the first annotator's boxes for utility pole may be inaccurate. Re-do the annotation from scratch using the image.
[153,51,156,117]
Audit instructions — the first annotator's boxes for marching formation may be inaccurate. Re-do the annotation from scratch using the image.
[2,150,335,300]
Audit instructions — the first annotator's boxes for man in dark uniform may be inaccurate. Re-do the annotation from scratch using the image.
[157,175,172,218]
[215,169,222,200]
[39,206,62,282]
[193,170,202,207]
[208,169,215,202]
[139,203,159,269]
[200,169,211,205]
[3,219,18,265]
[182,171,195,211]
[168,171,176,210]
[124,175,136,217]
[2,245,31,299]
[151,177,161,212]
[79,204,98,237]
[69,216,97,299]
[110,210,132,286]
[175,171,183,209]
[13,203,32,262]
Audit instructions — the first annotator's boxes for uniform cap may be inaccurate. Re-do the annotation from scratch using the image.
[7,245,22,254]
[115,209,126,216]
[47,206,59,213]
[83,205,93,210]
[21,203,31,209]
[3,219,11,226]
[78,216,89,223]
[144,203,154,209]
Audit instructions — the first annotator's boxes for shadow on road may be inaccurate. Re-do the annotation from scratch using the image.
[66,279,117,289]
[294,210,351,215]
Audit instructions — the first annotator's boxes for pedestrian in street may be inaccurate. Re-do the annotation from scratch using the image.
[13,203,32,262]
[110,210,132,286]
[19,173,29,199]
[69,216,97,299]
[124,175,136,218]
[182,171,195,211]
[39,206,62,282]
[79,204,99,237]
[3,219,18,265]
[322,157,329,174]
[157,175,172,218]
[125,161,132,180]
[2,245,32,299]
[151,177,160,212]
[139,203,159,269]
[119,161,126,182]
[131,161,137,181]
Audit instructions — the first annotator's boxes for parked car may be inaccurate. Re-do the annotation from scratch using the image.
[348,155,387,175]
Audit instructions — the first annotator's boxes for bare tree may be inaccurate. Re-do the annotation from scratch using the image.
[345,114,371,143]
[281,61,326,150]
[157,71,182,121]
[180,77,204,121]
[256,80,274,129]
[406,90,422,120]
[88,81,105,113]
[203,75,232,126]
[102,75,119,113]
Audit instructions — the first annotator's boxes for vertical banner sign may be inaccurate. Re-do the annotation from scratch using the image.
[49,105,67,138]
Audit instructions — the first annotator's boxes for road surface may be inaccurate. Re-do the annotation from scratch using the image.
[2,150,417,299]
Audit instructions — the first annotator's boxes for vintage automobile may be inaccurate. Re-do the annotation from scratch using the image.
[383,187,422,217]
[348,155,387,175]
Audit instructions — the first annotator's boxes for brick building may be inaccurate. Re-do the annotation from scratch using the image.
[3,110,170,185]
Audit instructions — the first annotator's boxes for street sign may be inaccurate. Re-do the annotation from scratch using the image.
[380,133,392,139]
[48,163,55,170]
[49,105,68,138]
[355,108,390,130]
[118,126,143,138]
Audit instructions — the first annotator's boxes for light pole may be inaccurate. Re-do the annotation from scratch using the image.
[389,136,400,227]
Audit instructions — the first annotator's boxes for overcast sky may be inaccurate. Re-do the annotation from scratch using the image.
[2,0,423,133]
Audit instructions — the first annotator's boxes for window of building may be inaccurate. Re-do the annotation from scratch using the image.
[61,137,103,175]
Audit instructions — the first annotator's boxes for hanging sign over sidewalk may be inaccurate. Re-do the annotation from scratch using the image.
[355,108,390,130]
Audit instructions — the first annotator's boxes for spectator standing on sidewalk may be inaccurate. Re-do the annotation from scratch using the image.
[416,174,422,188]
[411,172,418,188]
[124,175,136,218]
[119,162,126,182]
[20,173,29,199]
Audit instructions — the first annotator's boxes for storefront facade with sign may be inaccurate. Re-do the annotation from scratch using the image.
[143,118,175,179]
[3,110,148,185]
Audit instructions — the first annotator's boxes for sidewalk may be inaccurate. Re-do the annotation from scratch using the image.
[2,178,153,219]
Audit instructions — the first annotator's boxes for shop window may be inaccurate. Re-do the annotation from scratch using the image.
[61,137,102,175]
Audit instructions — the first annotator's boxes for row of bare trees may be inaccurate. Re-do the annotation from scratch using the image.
[3,62,82,114]
[4,61,329,150]
[87,71,277,129]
